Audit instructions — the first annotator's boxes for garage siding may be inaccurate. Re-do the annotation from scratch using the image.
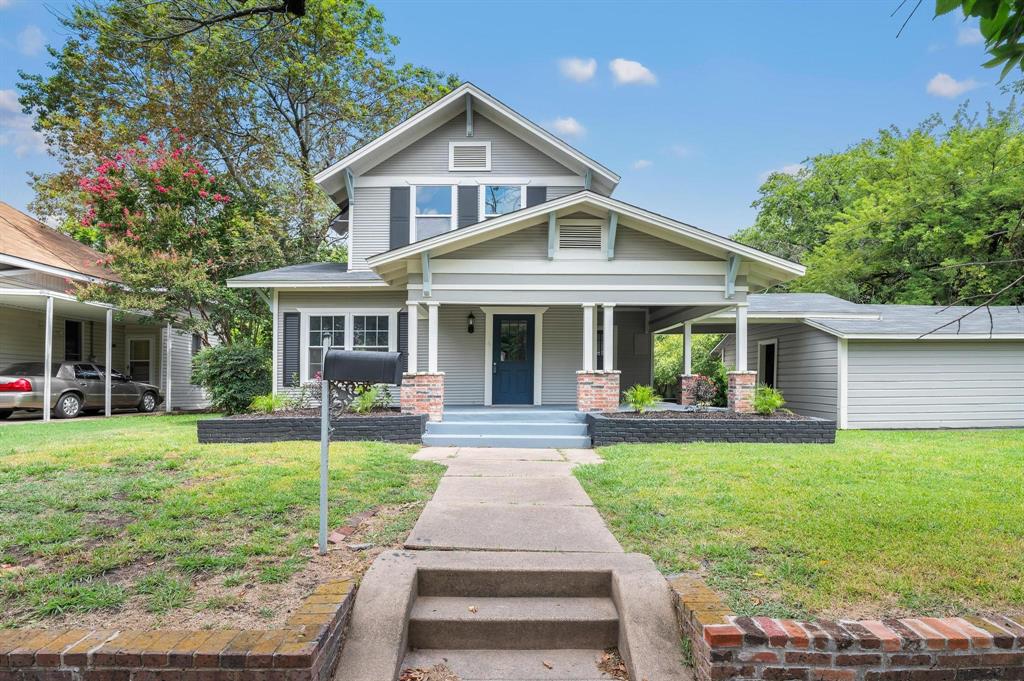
[846,340,1024,428]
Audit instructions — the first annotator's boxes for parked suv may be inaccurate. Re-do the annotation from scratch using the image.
[0,361,163,419]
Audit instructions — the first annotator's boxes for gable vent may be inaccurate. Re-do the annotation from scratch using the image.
[559,224,603,249]
[449,141,491,171]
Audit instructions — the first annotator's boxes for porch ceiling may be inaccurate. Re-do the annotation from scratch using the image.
[0,288,151,323]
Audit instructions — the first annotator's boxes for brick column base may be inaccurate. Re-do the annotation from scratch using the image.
[727,371,757,414]
[679,375,699,406]
[401,372,445,421]
[576,370,621,412]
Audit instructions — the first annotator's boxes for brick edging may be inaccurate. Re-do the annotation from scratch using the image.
[670,574,1024,681]
[0,579,355,681]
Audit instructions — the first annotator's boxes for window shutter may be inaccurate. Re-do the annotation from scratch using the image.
[526,186,546,208]
[390,187,410,250]
[457,186,479,228]
[397,311,409,373]
[282,312,300,387]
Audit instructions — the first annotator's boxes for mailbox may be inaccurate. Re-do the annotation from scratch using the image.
[322,349,404,385]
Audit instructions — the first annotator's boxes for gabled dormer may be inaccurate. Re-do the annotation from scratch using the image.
[313,83,620,270]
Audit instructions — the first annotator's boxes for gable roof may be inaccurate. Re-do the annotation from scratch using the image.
[314,83,620,199]
[0,202,118,283]
[365,190,806,283]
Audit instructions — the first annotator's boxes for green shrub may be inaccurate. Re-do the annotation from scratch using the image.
[689,374,719,409]
[191,343,271,415]
[623,384,658,413]
[348,384,392,414]
[248,393,294,414]
[753,384,785,415]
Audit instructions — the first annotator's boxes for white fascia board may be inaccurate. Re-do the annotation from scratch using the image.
[800,317,1024,339]
[225,279,391,289]
[367,191,805,278]
[0,253,113,285]
[699,311,882,323]
[313,83,620,192]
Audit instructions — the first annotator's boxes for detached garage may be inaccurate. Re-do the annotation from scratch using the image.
[712,294,1024,429]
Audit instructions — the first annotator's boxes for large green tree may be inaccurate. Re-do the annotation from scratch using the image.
[736,102,1024,307]
[19,0,457,260]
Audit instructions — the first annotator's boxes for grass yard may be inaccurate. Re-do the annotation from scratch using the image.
[574,429,1024,620]
[0,414,442,628]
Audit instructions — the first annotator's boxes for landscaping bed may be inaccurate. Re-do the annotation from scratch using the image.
[0,414,443,628]
[589,411,835,445]
[197,410,426,443]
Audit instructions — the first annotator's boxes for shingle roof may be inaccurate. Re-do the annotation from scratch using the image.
[227,262,384,285]
[0,202,118,282]
[747,293,865,315]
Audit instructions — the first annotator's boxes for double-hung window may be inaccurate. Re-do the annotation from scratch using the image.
[413,186,453,240]
[308,315,346,380]
[302,311,396,380]
[482,185,523,218]
[353,315,390,352]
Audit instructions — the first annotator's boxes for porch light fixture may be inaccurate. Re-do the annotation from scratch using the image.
[467,312,475,334]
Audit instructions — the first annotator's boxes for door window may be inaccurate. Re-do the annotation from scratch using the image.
[498,319,529,361]
[128,339,152,382]
[65,320,83,361]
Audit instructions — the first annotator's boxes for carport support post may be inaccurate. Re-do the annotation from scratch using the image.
[104,308,112,417]
[43,295,53,423]
[165,323,172,413]
[319,333,331,556]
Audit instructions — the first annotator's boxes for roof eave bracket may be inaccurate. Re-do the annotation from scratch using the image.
[606,211,618,260]
[344,169,355,204]
[547,212,557,260]
[584,169,592,191]
[465,94,474,137]
[421,252,432,297]
[726,254,741,299]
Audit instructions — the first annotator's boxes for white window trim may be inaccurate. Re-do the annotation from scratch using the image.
[298,308,400,382]
[448,140,491,172]
[481,306,546,406]
[479,184,527,219]
[555,218,608,260]
[126,334,157,385]
[756,338,778,387]
[411,185,457,242]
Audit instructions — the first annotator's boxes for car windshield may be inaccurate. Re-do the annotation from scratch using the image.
[0,362,59,377]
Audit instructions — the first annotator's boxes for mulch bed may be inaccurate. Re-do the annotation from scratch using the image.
[226,408,406,419]
[604,410,810,420]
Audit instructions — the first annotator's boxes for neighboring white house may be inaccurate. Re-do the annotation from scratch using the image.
[0,201,210,419]
[227,82,1024,431]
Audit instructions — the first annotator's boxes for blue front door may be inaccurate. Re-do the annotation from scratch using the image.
[492,315,534,405]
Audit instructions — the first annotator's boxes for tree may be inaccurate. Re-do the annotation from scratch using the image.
[935,0,1024,79]
[736,102,1024,309]
[74,134,285,346]
[19,0,457,261]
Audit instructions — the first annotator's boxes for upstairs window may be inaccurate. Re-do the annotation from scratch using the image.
[414,186,453,240]
[449,141,491,171]
[482,185,523,218]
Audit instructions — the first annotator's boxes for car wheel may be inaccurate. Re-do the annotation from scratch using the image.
[55,393,83,419]
[139,392,157,413]
[0,409,12,420]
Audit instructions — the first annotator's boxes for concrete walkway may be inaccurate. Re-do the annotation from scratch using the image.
[407,447,618,553]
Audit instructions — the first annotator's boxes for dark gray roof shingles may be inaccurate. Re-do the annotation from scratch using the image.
[229,262,383,284]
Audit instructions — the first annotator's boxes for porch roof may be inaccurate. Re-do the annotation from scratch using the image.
[226,262,387,289]
[0,287,151,323]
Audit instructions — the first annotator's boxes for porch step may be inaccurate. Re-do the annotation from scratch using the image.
[400,648,613,680]
[422,433,592,448]
[442,408,587,423]
[407,596,619,650]
[427,421,589,436]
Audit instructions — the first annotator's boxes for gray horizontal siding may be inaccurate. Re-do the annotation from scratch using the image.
[350,186,390,271]
[445,223,549,259]
[365,112,574,176]
[614,226,717,261]
[546,186,581,200]
[542,306,583,405]
[847,340,1024,428]
[162,328,210,410]
[615,310,651,393]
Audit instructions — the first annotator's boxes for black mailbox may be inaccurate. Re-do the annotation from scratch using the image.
[322,349,404,385]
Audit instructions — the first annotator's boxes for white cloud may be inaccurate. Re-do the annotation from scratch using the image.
[0,88,46,157]
[0,0,13,8]
[16,25,44,56]
[667,144,690,158]
[559,57,597,83]
[956,25,984,46]
[632,159,652,170]
[549,116,586,138]
[926,72,980,98]
[759,163,804,182]
[609,58,657,85]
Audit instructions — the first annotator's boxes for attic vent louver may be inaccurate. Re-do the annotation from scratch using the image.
[558,224,603,249]
[449,141,491,171]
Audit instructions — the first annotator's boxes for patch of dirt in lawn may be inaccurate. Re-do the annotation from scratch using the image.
[34,503,420,631]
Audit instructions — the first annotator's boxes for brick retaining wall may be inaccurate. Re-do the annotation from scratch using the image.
[588,413,837,445]
[0,579,354,681]
[671,574,1024,681]
[197,414,426,444]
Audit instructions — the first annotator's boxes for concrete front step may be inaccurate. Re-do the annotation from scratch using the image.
[417,568,611,598]
[422,433,592,448]
[441,409,587,423]
[426,421,590,436]
[407,596,619,650]
[400,648,616,680]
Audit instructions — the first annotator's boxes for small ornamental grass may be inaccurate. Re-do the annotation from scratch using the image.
[623,384,658,413]
[754,384,785,415]
[248,393,295,414]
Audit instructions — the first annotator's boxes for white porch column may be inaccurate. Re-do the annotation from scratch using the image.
[602,304,615,371]
[271,290,279,395]
[735,305,748,371]
[683,321,693,375]
[426,302,439,373]
[582,304,595,371]
[43,295,53,423]
[165,323,173,412]
[104,308,112,417]
[407,302,419,372]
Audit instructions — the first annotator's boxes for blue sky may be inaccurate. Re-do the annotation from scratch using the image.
[0,0,1008,236]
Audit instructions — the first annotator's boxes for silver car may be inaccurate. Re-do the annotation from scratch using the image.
[0,361,163,420]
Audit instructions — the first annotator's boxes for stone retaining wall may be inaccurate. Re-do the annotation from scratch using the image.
[670,574,1024,681]
[197,415,426,444]
[0,579,353,681]
[587,414,837,445]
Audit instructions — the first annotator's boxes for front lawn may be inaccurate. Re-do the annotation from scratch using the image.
[574,430,1024,620]
[0,414,442,628]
